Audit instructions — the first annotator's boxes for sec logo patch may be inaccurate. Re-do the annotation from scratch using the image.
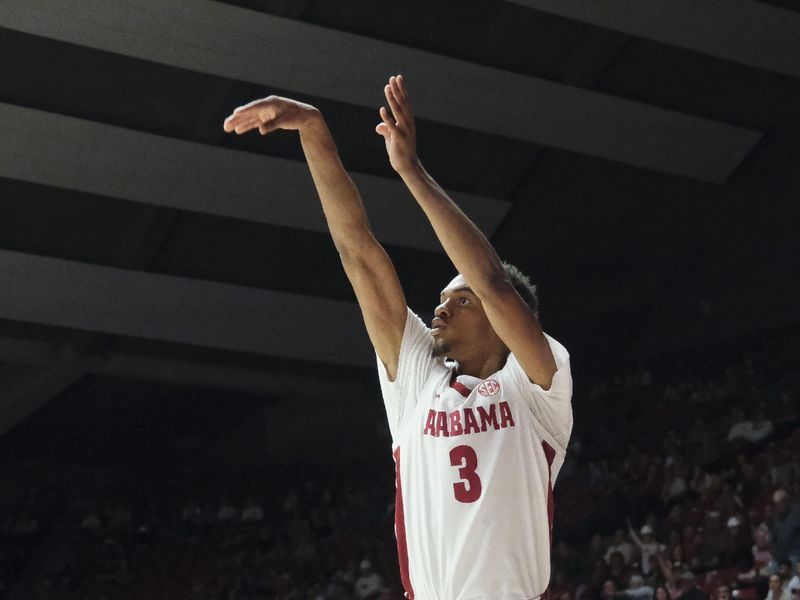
[477,379,500,396]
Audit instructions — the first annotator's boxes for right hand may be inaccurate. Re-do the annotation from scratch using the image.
[376,74,419,173]
[223,95,320,135]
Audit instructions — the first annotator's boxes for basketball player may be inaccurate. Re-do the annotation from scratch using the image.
[224,75,573,600]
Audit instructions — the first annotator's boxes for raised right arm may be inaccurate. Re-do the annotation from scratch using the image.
[223,96,407,378]
[626,519,644,548]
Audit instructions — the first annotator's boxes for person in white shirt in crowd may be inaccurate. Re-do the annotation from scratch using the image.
[787,560,800,598]
[619,575,654,600]
[727,408,773,444]
[355,559,384,600]
[606,528,635,565]
[766,572,792,600]
[217,497,238,523]
[240,496,264,523]
[627,520,664,576]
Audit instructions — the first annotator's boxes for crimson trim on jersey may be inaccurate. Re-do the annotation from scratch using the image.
[393,447,414,599]
[541,440,556,546]
[448,372,471,398]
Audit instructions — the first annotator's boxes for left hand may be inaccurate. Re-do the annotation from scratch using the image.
[223,95,320,136]
[376,75,419,173]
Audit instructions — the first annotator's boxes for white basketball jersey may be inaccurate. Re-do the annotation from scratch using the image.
[378,309,573,600]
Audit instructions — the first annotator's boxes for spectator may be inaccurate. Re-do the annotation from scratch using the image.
[218,497,238,523]
[354,559,383,600]
[628,521,663,576]
[722,516,752,565]
[787,560,800,597]
[718,482,744,517]
[80,509,102,535]
[766,573,791,600]
[671,545,689,573]
[691,530,720,572]
[727,409,773,444]
[663,466,689,503]
[555,541,582,579]
[241,496,265,523]
[775,393,798,427]
[683,525,699,562]
[620,575,654,600]
[590,534,607,567]
[753,525,776,575]
[728,410,750,442]
[715,585,731,600]
[604,551,631,588]
[674,570,710,600]
[771,491,800,564]
[704,512,727,558]
[180,499,202,529]
[601,579,618,600]
[655,586,671,600]
[107,501,132,535]
[740,464,762,507]
[550,571,575,599]
[606,529,635,565]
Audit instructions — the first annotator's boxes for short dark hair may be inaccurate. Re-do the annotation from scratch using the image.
[502,262,540,316]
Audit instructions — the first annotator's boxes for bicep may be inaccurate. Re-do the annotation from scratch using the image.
[339,235,406,379]
[479,282,557,389]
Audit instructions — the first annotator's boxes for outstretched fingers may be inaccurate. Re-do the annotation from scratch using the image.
[376,106,397,137]
[222,114,238,133]
[224,103,278,135]
[389,75,412,124]
[395,74,409,101]
[376,75,414,139]
[237,123,261,135]
[225,114,260,134]
[223,108,254,133]
[384,83,405,126]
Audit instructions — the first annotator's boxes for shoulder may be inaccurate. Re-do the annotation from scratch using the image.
[543,332,570,368]
[501,331,572,394]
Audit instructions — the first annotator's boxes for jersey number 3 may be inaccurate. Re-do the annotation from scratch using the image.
[449,445,482,503]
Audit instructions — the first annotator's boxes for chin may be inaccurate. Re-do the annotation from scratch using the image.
[431,338,451,359]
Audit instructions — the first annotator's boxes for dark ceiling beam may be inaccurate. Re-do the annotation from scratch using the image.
[0,250,375,368]
[96,353,372,400]
[0,104,508,252]
[0,333,372,400]
[510,0,800,79]
[0,361,92,436]
[0,333,75,367]
[0,0,761,182]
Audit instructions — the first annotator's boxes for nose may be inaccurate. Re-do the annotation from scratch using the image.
[434,298,450,318]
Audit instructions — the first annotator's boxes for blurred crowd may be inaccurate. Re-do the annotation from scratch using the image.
[24,470,401,600]
[0,327,798,600]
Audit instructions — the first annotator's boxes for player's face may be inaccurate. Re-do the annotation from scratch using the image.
[431,274,500,359]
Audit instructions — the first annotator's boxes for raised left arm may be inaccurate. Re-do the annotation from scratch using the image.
[377,75,557,389]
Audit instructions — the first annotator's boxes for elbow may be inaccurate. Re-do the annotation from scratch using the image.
[331,225,373,258]
[334,230,380,265]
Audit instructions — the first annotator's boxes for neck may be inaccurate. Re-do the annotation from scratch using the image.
[455,349,509,380]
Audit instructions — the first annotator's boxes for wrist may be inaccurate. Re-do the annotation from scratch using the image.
[395,157,423,177]
[300,107,324,132]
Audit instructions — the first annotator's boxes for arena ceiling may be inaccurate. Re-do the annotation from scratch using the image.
[0,0,799,439]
